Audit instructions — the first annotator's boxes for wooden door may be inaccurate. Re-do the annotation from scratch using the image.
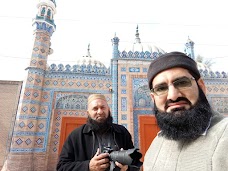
[59,116,87,153]
[139,115,160,161]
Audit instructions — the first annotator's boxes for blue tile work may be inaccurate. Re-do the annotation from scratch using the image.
[118,50,162,60]
[132,77,154,147]
[206,79,228,115]
[50,93,103,153]
[143,68,148,73]
[199,70,228,78]
[111,35,119,124]
[11,70,51,153]
[11,69,112,153]
[48,63,110,75]
[55,94,88,109]
[121,67,126,72]
[133,85,153,108]
[129,67,140,72]
[132,78,152,107]
[121,114,127,120]
[121,97,127,111]
[132,78,148,92]
[33,21,55,35]
[203,79,228,115]
[211,97,228,114]
[13,61,228,154]
[121,75,127,86]
[7,17,228,171]
[121,89,126,94]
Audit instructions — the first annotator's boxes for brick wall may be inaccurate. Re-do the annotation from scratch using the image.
[0,80,22,169]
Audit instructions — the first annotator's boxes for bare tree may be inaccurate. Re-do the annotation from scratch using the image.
[196,55,214,69]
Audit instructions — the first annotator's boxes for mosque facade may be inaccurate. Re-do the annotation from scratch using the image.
[1,0,228,170]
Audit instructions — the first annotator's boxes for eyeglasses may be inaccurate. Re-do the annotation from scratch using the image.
[151,77,195,96]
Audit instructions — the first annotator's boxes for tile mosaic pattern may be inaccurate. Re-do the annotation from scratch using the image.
[4,8,228,170]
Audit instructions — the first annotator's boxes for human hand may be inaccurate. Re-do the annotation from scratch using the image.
[89,148,110,171]
[114,148,128,171]
[115,161,128,171]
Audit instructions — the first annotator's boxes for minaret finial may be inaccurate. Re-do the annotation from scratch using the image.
[135,25,141,43]
[184,36,195,59]
[84,43,91,58]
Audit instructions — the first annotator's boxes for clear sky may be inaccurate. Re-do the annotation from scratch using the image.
[0,0,228,81]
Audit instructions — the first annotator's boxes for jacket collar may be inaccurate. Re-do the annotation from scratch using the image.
[209,111,225,128]
[83,123,122,134]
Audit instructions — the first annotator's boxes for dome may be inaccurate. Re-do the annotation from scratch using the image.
[76,57,106,68]
[121,26,166,54]
[76,44,106,68]
[196,61,211,72]
[48,44,108,72]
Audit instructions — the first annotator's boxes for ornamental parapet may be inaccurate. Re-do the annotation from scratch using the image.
[199,69,228,79]
[118,50,164,60]
[48,63,110,75]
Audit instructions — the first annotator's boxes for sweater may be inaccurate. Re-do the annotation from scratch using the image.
[144,113,228,171]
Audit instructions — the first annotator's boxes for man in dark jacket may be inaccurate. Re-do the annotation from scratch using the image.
[57,94,137,171]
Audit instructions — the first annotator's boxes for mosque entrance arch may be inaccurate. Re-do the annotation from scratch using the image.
[53,93,89,155]
[58,116,86,153]
[139,115,160,161]
[132,84,160,161]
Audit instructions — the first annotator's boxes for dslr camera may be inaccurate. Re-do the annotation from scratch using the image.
[103,147,143,170]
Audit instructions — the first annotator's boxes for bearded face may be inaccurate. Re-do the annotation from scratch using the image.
[154,87,213,142]
[87,111,113,133]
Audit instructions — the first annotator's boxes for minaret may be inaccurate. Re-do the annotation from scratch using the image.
[111,33,120,59]
[83,44,92,58]
[133,25,143,52]
[111,33,119,123]
[134,25,141,44]
[3,0,56,170]
[184,36,195,60]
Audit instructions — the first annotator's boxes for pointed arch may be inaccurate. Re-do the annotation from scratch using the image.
[134,85,153,108]
[41,7,45,16]
[56,94,88,110]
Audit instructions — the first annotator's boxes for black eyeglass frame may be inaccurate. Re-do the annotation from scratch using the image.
[150,76,195,96]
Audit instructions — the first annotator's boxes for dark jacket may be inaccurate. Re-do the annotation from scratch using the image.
[56,123,135,171]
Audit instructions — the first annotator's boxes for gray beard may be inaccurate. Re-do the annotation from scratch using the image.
[154,87,213,142]
[87,114,113,134]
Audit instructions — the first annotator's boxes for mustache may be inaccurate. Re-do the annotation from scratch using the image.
[154,88,213,141]
[165,97,191,110]
[87,112,113,132]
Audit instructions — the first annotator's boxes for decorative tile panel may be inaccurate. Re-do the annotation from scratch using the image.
[16,138,23,145]
[129,67,140,72]
[211,97,228,114]
[143,68,148,72]
[121,97,127,111]
[121,75,126,86]
[121,90,126,94]
[121,114,127,120]
[25,138,32,145]
[19,121,25,128]
[121,67,126,72]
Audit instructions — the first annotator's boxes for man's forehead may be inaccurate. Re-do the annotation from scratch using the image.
[89,99,107,107]
[152,68,191,84]
[88,94,107,104]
